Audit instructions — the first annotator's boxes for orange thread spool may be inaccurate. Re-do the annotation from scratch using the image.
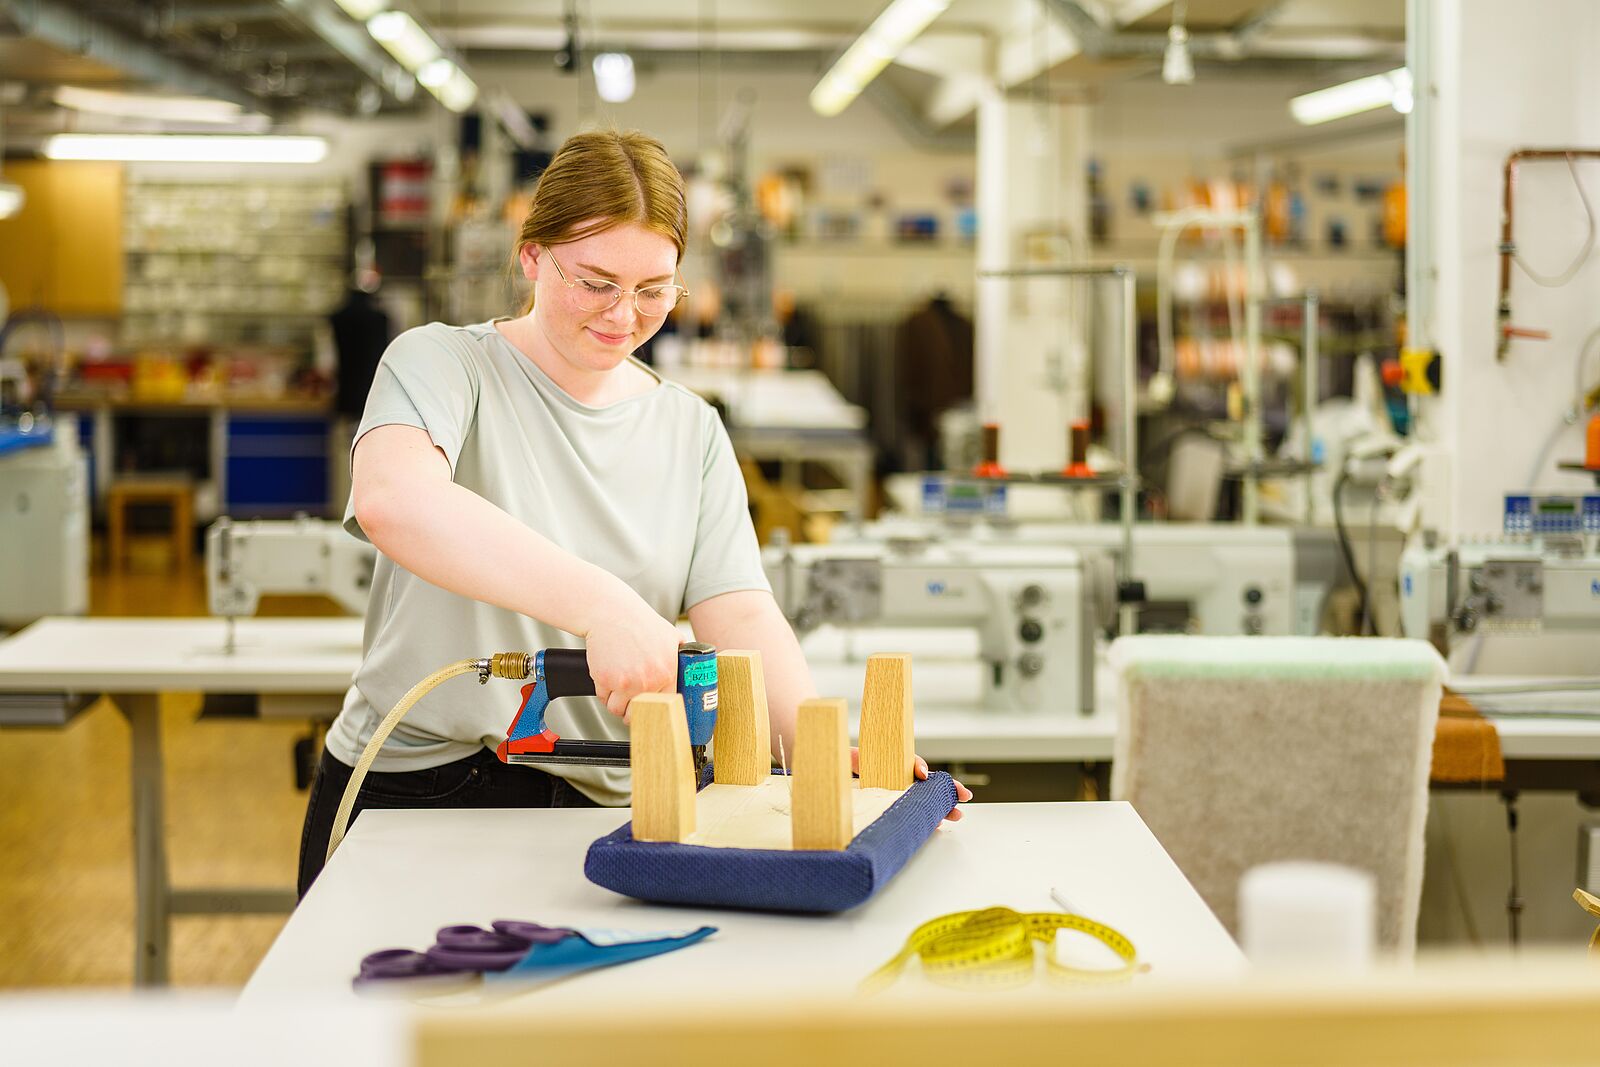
[1063,421,1094,478]
[973,423,1007,479]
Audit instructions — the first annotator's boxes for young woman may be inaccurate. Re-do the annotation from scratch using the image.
[297,129,968,895]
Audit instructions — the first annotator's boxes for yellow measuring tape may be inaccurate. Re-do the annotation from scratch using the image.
[861,907,1141,994]
[1575,888,1600,953]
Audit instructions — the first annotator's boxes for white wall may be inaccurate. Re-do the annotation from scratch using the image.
[1428,0,1600,536]
[1412,0,1600,949]
[1094,76,1403,303]
[1093,75,1392,158]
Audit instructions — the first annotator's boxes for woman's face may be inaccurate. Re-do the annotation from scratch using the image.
[519,221,679,376]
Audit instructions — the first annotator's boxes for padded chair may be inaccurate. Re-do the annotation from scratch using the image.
[1110,635,1445,955]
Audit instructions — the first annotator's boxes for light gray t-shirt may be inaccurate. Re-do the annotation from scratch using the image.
[323,320,770,805]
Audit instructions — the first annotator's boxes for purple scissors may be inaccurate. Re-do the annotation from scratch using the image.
[356,921,574,987]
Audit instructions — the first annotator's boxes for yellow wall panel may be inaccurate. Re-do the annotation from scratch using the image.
[0,160,123,316]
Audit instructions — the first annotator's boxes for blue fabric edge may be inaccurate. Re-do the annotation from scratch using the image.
[583,770,958,913]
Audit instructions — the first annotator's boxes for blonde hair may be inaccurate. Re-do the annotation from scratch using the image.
[512,129,687,314]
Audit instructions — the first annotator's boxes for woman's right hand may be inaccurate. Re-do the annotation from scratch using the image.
[582,590,684,720]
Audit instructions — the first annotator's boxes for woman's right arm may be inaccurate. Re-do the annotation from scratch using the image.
[352,423,682,716]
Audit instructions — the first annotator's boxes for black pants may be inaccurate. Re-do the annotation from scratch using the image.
[297,746,600,898]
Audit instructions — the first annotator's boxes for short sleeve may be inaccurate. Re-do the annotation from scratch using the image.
[682,406,772,610]
[343,323,480,542]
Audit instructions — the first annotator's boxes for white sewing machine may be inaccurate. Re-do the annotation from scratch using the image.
[1401,493,1600,670]
[765,541,1097,715]
[832,518,1296,637]
[206,516,375,621]
[0,415,87,627]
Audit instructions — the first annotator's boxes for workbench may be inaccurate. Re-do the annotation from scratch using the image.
[5,615,1599,985]
[0,616,362,985]
[240,800,1245,1004]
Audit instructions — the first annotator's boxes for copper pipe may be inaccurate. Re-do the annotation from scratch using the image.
[1498,148,1600,360]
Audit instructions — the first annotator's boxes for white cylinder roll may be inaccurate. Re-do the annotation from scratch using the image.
[1238,861,1376,971]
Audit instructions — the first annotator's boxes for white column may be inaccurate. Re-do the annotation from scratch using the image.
[1427,0,1600,536]
[974,89,1091,472]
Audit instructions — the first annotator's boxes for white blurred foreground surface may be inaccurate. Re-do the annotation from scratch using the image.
[1241,861,1377,971]
[1,994,407,1067]
[6,954,1600,1067]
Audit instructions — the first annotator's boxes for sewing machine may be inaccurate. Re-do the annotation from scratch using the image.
[1400,493,1600,661]
[1401,493,1600,939]
[0,413,86,626]
[765,540,1096,714]
[831,519,1296,636]
[205,518,375,647]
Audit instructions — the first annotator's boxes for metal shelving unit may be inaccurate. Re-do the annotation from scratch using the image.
[121,178,349,348]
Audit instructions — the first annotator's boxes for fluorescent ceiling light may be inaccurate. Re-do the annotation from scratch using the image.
[367,11,441,72]
[1391,76,1414,115]
[417,57,456,89]
[432,67,479,113]
[593,52,636,103]
[810,0,950,117]
[416,57,478,112]
[333,0,388,18]
[1162,24,1194,85]
[42,134,328,164]
[0,181,23,220]
[53,86,246,124]
[1290,68,1411,125]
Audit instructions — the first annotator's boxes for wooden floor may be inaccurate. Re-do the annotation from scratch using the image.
[0,537,343,990]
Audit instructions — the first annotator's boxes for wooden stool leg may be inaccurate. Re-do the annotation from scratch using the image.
[792,698,852,851]
[173,490,192,571]
[629,692,695,843]
[108,493,126,572]
[712,650,771,786]
[859,653,915,790]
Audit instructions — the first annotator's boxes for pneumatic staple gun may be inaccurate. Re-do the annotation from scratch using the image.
[495,641,719,773]
[326,640,719,864]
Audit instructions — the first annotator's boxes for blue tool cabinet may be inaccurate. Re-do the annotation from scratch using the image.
[225,414,329,516]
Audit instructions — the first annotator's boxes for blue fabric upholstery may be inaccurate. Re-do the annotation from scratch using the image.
[584,772,957,913]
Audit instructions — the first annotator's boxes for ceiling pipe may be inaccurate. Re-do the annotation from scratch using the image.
[471,44,974,151]
[166,3,287,30]
[860,74,974,153]
[0,0,261,111]
[1045,0,1264,58]
[1043,0,1399,63]
[274,0,415,104]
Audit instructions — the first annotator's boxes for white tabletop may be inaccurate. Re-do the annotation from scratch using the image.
[241,800,1243,1006]
[1450,676,1600,760]
[663,367,867,432]
[0,616,363,693]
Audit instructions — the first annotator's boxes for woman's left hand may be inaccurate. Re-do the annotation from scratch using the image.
[915,755,974,821]
[847,749,973,821]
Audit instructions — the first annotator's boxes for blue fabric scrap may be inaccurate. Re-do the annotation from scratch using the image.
[488,926,716,984]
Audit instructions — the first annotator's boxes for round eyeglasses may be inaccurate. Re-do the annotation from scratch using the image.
[545,249,688,317]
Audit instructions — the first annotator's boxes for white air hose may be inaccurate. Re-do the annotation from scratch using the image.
[326,651,535,863]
